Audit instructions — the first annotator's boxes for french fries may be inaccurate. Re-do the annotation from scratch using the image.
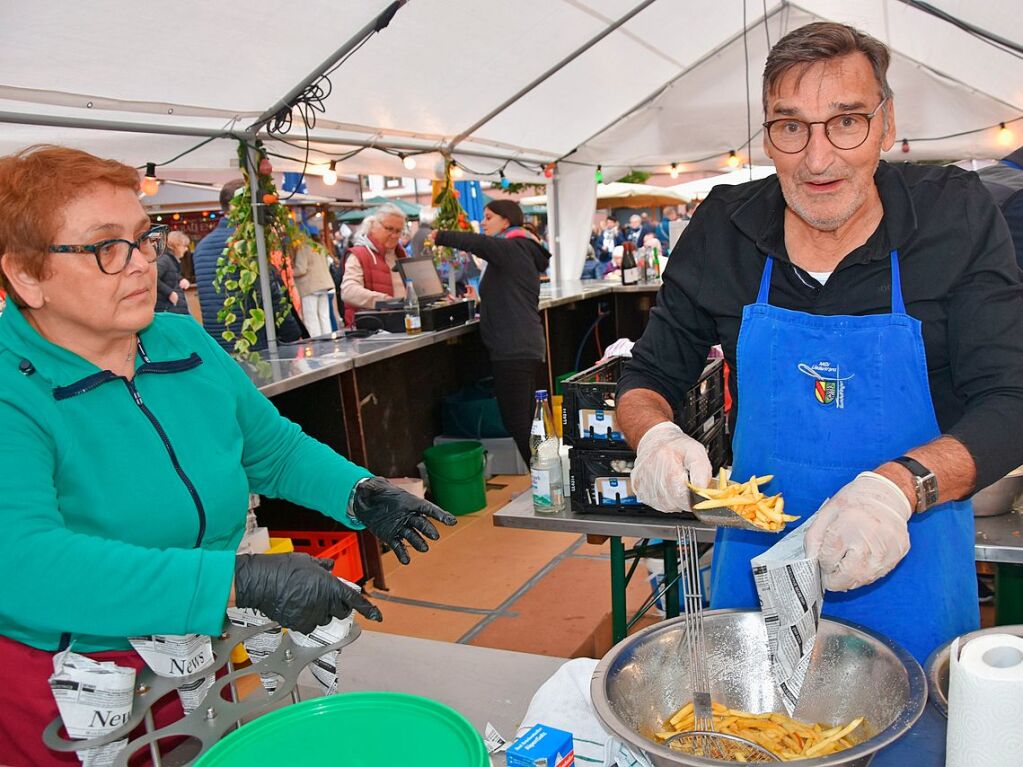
[655,700,864,761]
[689,468,799,532]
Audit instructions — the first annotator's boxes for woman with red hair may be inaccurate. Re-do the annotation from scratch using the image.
[0,146,454,765]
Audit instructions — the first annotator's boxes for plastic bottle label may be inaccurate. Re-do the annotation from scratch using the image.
[532,468,553,505]
[530,418,546,437]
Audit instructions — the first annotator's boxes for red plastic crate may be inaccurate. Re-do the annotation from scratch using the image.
[269,529,351,555]
[319,534,364,583]
[267,529,364,582]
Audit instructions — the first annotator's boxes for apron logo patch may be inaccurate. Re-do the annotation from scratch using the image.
[798,361,854,409]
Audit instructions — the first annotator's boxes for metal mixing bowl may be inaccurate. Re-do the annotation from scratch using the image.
[924,624,1023,717]
[591,610,926,766]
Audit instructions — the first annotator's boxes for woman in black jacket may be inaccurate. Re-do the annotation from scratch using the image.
[431,200,550,463]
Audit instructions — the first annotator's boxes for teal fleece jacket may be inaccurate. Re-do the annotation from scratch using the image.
[0,304,372,652]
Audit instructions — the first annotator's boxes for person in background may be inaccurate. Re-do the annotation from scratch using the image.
[192,180,301,351]
[155,230,192,315]
[580,241,601,280]
[655,205,679,251]
[602,244,624,280]
[0,146,457,766]
[292,241,335,337]
[616,22,1023,665]
[624,213,655,247]
[410,207,436,257]
[340,204,408,327]
[594,217,622,264]
[429,200,550,463]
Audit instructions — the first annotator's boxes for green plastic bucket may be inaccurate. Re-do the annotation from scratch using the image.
[423,441,487,515]
[194,691,488,767]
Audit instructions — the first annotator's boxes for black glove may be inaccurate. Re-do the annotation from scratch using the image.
[234,553,382,633]
[353,477,457,565]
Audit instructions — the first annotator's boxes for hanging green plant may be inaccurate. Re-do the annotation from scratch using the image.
[213,140,325,365]
[423,160,473,269]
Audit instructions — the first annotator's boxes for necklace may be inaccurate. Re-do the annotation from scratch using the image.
[125,334,137,368]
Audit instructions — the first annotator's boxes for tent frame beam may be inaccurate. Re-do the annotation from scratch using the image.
[446,0,660,152]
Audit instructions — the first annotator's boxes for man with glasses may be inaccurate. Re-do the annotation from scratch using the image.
[340,203,409,327]
[616,22,1023,663]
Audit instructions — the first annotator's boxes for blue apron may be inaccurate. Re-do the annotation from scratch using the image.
[709,252,978,662]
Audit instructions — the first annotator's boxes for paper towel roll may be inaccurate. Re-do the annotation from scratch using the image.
[946,633,1023,767]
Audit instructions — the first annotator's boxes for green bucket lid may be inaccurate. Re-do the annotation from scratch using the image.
[194,691,488,767]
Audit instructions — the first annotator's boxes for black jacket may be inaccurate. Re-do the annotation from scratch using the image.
[434,229,549,361]
[155,252,189,314]
[619,161,1023,490]
[192,219,301,351]
[978,147,1023,270]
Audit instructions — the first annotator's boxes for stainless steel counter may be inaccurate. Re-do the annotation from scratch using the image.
[244,280,659,397]
[246,321,478,397]
[494,492,1023,563]
[538,279,659,310]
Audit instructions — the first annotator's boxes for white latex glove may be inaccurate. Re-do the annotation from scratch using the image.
[632,422,712,513]
[804,471,913,592]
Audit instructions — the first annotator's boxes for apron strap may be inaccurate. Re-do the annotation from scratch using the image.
[756,256,774,304]
[889,250,906,314]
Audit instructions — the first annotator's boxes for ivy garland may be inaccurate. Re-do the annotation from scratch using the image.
[213,140,326,363]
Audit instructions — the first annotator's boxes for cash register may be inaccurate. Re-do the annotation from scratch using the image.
[353,256,474,333]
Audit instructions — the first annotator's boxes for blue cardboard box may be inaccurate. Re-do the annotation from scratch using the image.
[507,724,574,767]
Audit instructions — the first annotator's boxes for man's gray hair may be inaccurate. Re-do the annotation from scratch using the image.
[357,215,376,238]
[762,22,893,112]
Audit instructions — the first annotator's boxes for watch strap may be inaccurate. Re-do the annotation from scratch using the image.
[892,455,939,512]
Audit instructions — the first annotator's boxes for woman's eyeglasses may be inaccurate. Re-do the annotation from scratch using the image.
[49,225,169,275]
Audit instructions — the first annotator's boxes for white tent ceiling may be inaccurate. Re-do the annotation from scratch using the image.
[1,0,1021,280]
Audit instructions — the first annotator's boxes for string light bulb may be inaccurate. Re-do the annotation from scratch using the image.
[322,160,338,186]
[727,150,740,169]
[450,161,464,179]
[998,122,1014,147]
[669,163,680,179]
[499,170,510,190]
[543,163,555,179]
[400,153,417,171]
[141,162,159,196]
[595,165,603,183]
[901,138,910,153]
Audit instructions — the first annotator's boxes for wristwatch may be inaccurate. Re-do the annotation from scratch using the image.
[892,456,939,513]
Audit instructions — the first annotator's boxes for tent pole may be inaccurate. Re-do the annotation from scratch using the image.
[549,170,561,285]
[247,1,407,133]
[243,142,278,353]
[446,0,660,151]
[0,110,232,138]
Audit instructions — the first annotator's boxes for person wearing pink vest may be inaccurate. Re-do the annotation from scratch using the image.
[340,204,408,327]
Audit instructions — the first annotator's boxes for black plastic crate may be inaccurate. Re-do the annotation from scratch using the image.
[700,409,728,474]
[561,358,628,449]
[562,357,725,449]
[569,448,691,518]
[681,358,725,437]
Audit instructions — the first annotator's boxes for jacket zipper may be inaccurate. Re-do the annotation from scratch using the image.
[123,378,207,547]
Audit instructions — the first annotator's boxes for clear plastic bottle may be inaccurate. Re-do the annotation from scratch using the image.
[404,279,422,335]
[530,390,566,513]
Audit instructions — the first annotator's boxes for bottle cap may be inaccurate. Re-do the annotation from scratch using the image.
[534,389,548,399]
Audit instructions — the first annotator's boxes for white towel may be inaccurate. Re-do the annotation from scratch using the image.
[516,658,653,767]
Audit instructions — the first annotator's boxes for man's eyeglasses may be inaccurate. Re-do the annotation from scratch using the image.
[376,222,405,236]
[763,97,888,154]
[49,225,169,275]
